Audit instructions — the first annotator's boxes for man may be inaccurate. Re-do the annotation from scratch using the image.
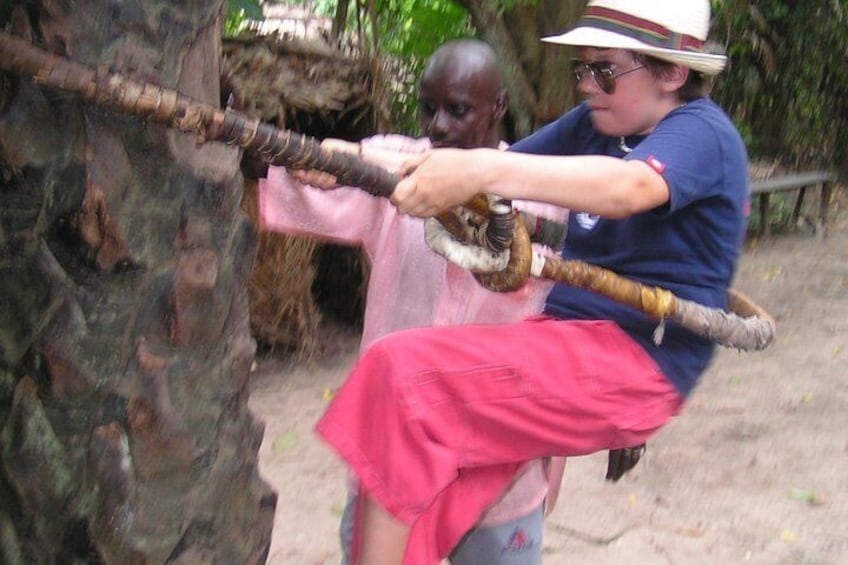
[314,1,749,563]
[260,39,566,565]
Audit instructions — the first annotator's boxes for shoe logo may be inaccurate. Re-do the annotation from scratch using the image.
[501,527,535,554]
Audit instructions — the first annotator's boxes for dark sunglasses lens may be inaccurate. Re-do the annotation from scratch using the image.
[571,61,584,83]
[593,63,616,94]
[572,61,616,94]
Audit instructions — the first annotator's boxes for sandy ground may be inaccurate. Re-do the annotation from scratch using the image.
[248,201,848,565]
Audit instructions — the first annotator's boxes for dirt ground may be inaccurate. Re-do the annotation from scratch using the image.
[248,197,848,565]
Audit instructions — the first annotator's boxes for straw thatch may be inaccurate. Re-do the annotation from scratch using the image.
[241,178,322,356]
[222,32,376,139]
[224,33,377,357]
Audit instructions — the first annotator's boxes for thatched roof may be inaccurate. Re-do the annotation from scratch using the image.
[222,33,376,138]
[224,33,374,358]
[241,179,322,357]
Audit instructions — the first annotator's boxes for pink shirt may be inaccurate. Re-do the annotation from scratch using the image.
[258,134,567,525]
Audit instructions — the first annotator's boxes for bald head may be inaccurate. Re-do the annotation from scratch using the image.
[423,40,504,100]
[418,39,507,149]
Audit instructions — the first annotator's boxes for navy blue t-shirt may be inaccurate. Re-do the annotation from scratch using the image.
[509,99,749,397]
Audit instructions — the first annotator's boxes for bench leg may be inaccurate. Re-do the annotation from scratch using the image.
[792,185,808,227]
[817,182,833,237]
[759,192,771,237]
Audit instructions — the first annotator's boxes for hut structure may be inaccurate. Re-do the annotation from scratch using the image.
[222,32,379,357]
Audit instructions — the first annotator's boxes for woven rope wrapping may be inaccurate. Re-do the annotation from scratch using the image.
[425,206,532,293]
[424,218,510,273]
[539,257,678,319]
[672,290,776,351]
[427,210,775,351]
[473,212,533,292]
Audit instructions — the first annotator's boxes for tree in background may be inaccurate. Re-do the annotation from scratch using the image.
[304,0,584,139]
[227,0,267,35]
[0,2,273,562]
[328,0,477,134]
[711,0,848,172]
[453,0,584,138]
[265,0,846,174]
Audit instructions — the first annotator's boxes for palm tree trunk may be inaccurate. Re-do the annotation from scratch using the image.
[0,2,273,563]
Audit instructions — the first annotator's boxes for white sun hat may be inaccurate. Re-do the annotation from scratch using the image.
[542,0,727,75]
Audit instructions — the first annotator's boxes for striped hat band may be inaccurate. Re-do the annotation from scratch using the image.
[578,6,705,53]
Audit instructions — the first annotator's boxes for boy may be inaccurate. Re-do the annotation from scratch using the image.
[316,1,749,563]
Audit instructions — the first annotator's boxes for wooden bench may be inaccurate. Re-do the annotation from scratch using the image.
[750,170,836,237]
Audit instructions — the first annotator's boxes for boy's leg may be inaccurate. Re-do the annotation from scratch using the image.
[449,506,544,565]
[358,493,409,565]
[318,318,683,562]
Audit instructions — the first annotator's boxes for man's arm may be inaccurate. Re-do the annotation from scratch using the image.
[258,135,429,245]
[258,166,385,246]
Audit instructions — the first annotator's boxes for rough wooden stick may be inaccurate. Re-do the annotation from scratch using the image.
[0,30,515,252]
[0,30,775,350]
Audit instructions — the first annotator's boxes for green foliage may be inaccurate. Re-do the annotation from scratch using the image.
[224,0,264,37]
[241,0,848,172]
[711,0,848,173]
[288,0,473,133]
[266,1,540,134]
[497,0,540,12]
[365,0,473,134]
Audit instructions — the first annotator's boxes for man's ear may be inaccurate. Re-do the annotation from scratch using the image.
[493,89,508,121]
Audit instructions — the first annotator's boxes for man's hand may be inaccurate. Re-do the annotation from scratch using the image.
[605,443,647,482]
[288,138,360,189]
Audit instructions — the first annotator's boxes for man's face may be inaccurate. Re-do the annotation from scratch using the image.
[418,62,501,149]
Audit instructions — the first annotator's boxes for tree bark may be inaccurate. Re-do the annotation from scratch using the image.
[504,0,585,124]
[331,0,351,42]
[457,0,586,137]
[0,2,273,563]
[455,0,540,138]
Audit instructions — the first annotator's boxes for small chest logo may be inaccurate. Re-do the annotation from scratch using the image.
[574,212,600,230]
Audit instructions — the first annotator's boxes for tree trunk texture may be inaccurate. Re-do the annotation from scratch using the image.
[458,0,586,137]
[331,0,352,42]
[0,3,274,564]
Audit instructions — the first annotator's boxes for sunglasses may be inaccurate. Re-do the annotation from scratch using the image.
[571,60,646,95]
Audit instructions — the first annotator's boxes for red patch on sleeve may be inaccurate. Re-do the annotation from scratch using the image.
[646,155,666,174]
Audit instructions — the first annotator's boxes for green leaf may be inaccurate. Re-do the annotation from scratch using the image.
[229,0,264,21]
[271,432,297,453]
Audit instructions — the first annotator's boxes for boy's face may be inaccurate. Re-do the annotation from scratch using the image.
[575,47,669,137]
[418,61,502,149]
